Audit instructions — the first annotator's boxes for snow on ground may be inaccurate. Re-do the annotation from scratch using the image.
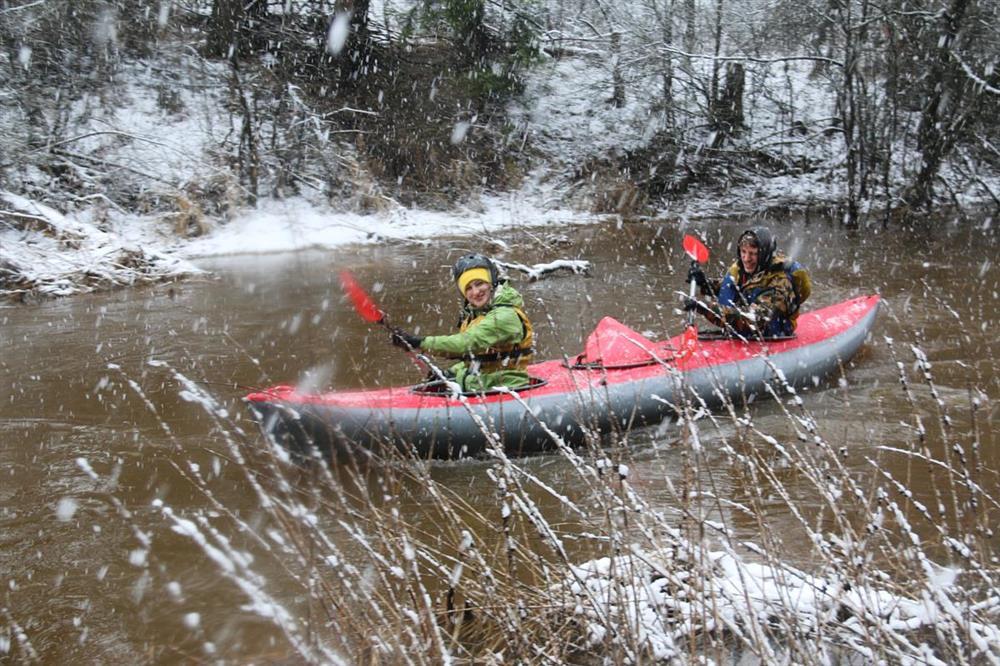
[561,543,1000,663]
[0,191,201,300]
[508,50,862,219]
[511,50,840,167]
[1,172,605,299]
[174,189,601,258]
[512,55,663,170]
[1,56,228,300]
[0,44,619,299]
[63,58,231,191]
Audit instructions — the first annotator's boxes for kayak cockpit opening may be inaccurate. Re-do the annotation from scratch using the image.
[410,376,548,397]
[696,329,797,342]
[566,355,675,370]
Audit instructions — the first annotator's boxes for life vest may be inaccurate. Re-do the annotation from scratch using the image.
[720,254,810,335]
[460,304,534,373]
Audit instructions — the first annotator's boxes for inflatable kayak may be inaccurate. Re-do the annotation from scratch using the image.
[246,295,879,460]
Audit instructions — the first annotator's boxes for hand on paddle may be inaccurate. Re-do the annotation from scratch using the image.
[682,296,711,314]
[680,235,711,353]
[389,327,423,350]
[686,264,710,293]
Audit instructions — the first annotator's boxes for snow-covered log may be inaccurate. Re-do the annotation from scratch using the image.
[495,258,591,281]
[1,191,93,241]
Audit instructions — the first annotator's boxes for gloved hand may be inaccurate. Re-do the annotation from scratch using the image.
[686,264,709,291]
[424,367,455,383]
[682,297,706,313]
[390,327,424,350]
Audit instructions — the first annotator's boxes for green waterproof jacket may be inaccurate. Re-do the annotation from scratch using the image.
[419,283,532,392]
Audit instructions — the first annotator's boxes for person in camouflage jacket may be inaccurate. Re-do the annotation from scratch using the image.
[685,227,797,338]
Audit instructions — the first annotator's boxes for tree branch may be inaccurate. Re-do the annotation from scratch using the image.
[0,0,47,14]
[951,51,1000,95]
[656,44,844,69]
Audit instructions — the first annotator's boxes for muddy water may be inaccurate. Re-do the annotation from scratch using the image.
[1,214,997,660]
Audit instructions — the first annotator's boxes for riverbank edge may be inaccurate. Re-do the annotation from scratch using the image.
[2,177,996,306]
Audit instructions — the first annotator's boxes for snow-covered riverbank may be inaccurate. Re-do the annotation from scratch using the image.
[3,43,998,303]
[0,181,609,302]
[0,190,202,302]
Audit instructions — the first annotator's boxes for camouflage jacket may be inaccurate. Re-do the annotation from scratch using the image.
[702,253,796,337]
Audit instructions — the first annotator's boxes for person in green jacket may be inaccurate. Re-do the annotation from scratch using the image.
[389,254,534,392]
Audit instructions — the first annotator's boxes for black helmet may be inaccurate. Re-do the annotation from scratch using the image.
[452,253,499,295]
[737,227,776,272]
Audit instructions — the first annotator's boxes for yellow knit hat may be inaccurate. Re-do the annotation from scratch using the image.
[457,267,491,295]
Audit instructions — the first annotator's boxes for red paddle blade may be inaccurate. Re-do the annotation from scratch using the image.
[339,270,384,323]
[683,234,710,263]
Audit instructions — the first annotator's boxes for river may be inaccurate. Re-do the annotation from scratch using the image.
[1,213,997,661]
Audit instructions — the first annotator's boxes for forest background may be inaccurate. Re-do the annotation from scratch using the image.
[1,0,998,300]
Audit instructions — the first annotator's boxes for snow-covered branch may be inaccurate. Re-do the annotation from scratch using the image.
[496,258,591,281]
[654,44,845,68]
[0,0,47,15]
[951,51,1000,95]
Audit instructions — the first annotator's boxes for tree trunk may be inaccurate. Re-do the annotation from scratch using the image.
[650,0,674,119]
[335,0,374,88]
[448,0,491,67]
[710,62,744,147]
[684,0,696,55]
[207,0,268,59]
[907,0,973,208]
[207,0,241,59]
[882,17,900,225]
[836,0,869,227]
[708,0,723,107]
[610,32,625,108]
[230,59,259,205]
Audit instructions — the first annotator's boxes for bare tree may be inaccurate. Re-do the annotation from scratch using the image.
[610,31,626,107]
[684,0,696,55]
[906,0,974,208]
[833,0,866,225]
[207,0,269,59]
[709,62,745,147]
[334,0,376,89]
[645,0,675,121]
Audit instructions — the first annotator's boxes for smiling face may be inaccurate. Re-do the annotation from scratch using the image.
[464,279,493,308]
[740,242,760,274]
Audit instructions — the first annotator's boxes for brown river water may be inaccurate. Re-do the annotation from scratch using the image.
[1,213,997,661]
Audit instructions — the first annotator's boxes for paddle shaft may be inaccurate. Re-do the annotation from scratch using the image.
[687,260,699,328]
[374,315,434,373]
[338,270,445,377]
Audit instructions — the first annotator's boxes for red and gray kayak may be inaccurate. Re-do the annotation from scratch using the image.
[246,295,880,460]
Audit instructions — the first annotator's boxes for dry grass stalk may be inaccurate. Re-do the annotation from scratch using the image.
[76,336,1000,664]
